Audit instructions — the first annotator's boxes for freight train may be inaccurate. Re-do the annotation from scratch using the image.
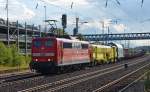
[29,37,144,73]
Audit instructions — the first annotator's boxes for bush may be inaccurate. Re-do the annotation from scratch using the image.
[0,42,9,65]
[5,47,13,66]
[145,72,150,92]
[12,55,25,67]
[0,42,30,67]
[10,44,26,67]
[25,55,31,64]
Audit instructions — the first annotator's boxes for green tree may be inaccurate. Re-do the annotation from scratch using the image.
[76,33,84,40]
[5,47,13,66]
[10,44,25,66]
[25,55,31,64]
[0,42,30,67]
[0,42,8,65]
[50,28,68,35]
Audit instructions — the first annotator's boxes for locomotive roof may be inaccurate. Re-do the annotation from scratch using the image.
[91,44,111,48]
[109,42,123,49]
[33,37,89,44]
[56,38,89,44]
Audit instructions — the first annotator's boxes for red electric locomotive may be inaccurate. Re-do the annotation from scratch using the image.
[30,37,91,73]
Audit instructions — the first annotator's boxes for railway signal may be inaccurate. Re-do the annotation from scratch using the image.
[61,14,67,35]
[62,14,67,28]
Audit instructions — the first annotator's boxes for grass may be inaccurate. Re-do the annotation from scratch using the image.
[144,71,150,92]
[0,65,28,71]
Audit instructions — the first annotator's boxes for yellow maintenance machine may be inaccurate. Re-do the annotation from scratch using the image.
[91,44,117,64]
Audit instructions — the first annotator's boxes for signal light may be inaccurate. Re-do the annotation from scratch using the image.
[62,14,67,28]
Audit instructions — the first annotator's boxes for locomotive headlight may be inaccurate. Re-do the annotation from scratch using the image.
[48,58,51,61]
[35,59,38,61]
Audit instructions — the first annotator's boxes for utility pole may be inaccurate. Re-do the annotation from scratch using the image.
[6,0,10,46]
[101,21,104,34]
[124,29,126,48]
[44,5,47,35]
[107,26,110,44]
[25,22,27,57]
[17,21,19,52]
[100,21,105,44]
[39,25,41,37]
[75,17,79,35]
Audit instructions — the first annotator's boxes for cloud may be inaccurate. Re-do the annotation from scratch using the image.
[101,19,112,27]
[21,5,36,20]
[0,0,35,21]
[43,0,90,7]
[0,0,149,35]
[131,40,150,47]
[113,24,127,32]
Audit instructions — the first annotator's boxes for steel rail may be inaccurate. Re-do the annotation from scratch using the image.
[0,71,31,83]
[18,57,149,92]
[2,55,148,89]
[92,63,150,92]
[118,71,149,92]
[0,72,41,84]
[0,73,41,87]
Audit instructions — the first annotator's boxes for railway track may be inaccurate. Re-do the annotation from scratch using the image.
[0,71,40,84]
[17,55,150,92]
[118,71,148,92]
[93,63,150,92]
[0,55,148,92]
[0,68,29,74]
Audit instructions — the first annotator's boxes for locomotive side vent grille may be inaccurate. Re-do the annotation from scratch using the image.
[32,52,55,57]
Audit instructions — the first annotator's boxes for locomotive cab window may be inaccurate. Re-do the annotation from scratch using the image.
[33,40,41,48]
[45,39,53,47]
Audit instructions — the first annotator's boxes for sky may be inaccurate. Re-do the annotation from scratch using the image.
[0,0,150,47]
